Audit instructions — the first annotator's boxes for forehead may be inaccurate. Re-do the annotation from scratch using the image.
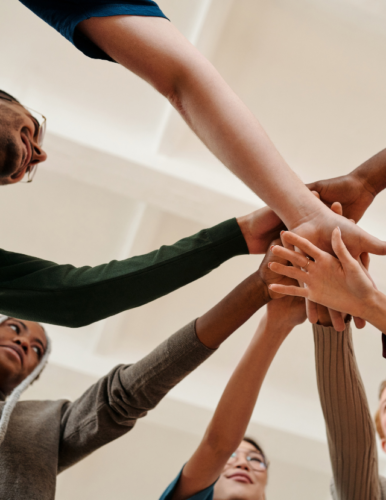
[238,441,261,454]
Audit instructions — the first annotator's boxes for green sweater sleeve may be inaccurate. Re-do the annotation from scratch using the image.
[0,218,248,327]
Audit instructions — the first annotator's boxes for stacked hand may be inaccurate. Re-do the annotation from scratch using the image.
[267,228,378,325]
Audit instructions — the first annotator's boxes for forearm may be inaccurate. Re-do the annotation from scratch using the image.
[203,314,290,452]
[313,323,380,500]
[60,320,214,471]
[176,314,289,499]
[352,148,386,196]
[195,273,270,349]
[172,45,322,228]
[80,16,323,229]
[0,219,247,327]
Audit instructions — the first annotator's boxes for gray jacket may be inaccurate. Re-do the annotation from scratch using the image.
[0,320,214,499]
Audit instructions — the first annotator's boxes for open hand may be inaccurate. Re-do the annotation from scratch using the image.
[267,229,376,320]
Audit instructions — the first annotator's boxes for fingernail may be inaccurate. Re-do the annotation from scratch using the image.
[270,245,275,251]
[336,226,341,234]
[280,230,285,235]
[268,262,271,268]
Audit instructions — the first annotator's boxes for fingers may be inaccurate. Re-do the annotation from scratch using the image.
[358,228,386,256]
[269,262,308,282]
[331,227,355,266]
[281,232,322,260]
[331,201,343,217]
[353,316,366,329]
[268,284,308,297]
[271,245,309,268]
[328,308,346,332]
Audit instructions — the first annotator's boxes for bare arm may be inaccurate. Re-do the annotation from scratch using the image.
[170,255,306,499]
[78,16,386,259]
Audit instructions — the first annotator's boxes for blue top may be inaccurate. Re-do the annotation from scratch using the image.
[159,468,216,500]
[19,0,168,61]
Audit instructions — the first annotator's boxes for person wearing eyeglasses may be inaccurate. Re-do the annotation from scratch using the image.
[0,239,296,499]
[0,91,46,184]
[159,265,306,500]
[5,2,386,282]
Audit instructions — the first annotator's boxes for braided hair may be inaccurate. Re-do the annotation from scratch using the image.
[0,316,51,446]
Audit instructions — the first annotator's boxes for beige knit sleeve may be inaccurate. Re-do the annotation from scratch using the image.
[313,322,380,500]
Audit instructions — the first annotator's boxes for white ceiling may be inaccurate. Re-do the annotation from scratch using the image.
[2,0,386,498]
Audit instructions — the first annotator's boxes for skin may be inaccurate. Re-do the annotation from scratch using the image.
[0,318,47,395]
[172,250,306,500]
[73,16,386,261]
[378,388,386,453]
[0,97,47,184]
[268,229,386,332]
[213,440,268,500]
[307,148,386,223]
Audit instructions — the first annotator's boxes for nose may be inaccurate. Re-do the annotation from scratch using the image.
[14,337,28,354]
[235,458,251,472]
[31,141,47,164]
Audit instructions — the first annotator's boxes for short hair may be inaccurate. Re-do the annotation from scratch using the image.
[375,381,386,440]
[243,436,269,467]
[0,90,20,103]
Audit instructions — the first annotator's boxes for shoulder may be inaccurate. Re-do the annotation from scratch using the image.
[159,467,215,500]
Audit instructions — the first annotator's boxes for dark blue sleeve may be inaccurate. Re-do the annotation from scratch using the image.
[19,0,168,61]
[159,467,215,500]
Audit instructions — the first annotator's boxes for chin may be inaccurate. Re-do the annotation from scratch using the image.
[214,478,264,500]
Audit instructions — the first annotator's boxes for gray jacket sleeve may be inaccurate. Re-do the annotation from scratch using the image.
[313,323,381,500]
[58,320,214,472]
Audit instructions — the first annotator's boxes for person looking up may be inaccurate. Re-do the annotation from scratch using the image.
[159,261,306,500]
[0,238,292,499]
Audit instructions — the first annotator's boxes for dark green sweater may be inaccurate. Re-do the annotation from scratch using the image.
[0,219,248,327]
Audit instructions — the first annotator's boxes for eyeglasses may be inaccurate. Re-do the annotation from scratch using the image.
[0,95,46,183]
[227,450,268,472]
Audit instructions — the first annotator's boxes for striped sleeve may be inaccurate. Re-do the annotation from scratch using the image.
[313,323,381,500]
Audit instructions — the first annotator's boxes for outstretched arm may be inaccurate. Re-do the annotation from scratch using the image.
[78,15,386,260]
[314,318,381,500]
[0,208,284,327]
[59,240,291,471]
[167,257,306,499]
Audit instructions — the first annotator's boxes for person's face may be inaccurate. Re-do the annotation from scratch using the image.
[0,318,47,395]
[214,441,268,500]
[0,98,47,184]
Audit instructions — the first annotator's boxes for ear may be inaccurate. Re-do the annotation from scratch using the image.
[381,439,386,453]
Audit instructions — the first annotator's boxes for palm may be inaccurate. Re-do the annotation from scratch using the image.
[307,174,375,223]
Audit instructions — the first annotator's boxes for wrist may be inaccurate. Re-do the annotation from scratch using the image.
[236,214,252,253]
[360,289,386,331]
[251,271,271,307]
[353,150,386,197]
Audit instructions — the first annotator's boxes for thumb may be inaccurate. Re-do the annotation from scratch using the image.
[360,230,386,256]
[331,227,355,267]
